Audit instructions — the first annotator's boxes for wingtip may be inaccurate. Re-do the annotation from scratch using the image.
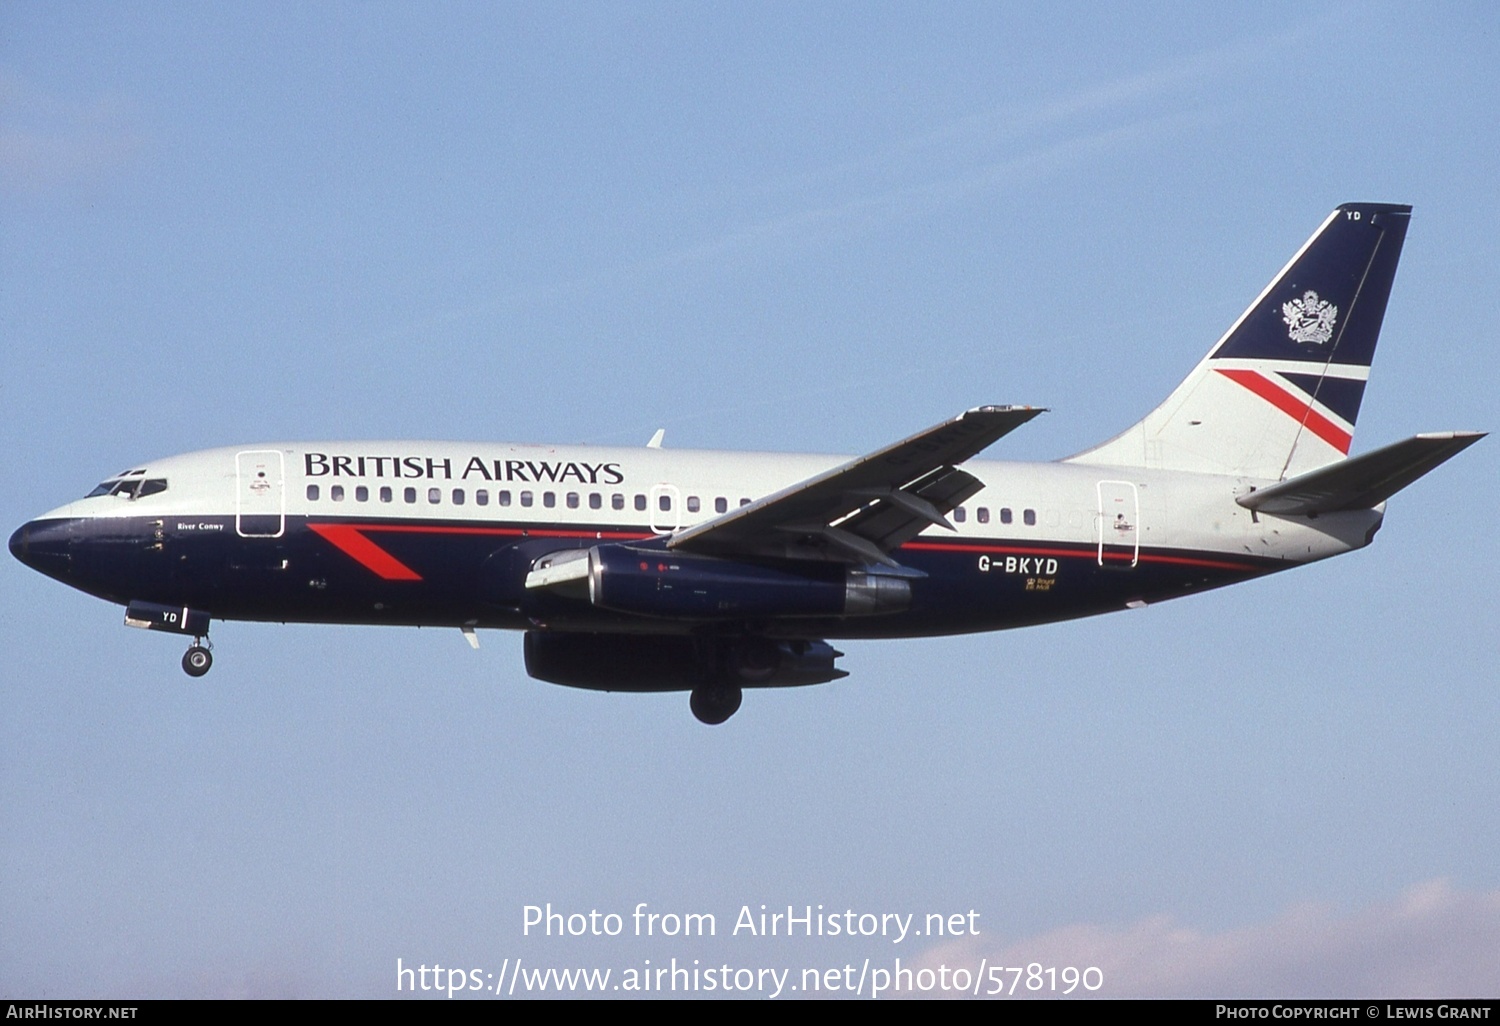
[1415,430,1486,441]
[964,404,1049,416]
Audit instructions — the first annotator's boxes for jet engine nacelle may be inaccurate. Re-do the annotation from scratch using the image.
[586,544,910,620]
[523,632,846,692]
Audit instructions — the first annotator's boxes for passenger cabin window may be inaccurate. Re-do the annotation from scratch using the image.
[715,497,728,514]
[612,494,625,510]
[452,488,464,505]
[331,485,345,502]
[543,491,556,508]
[380,486,393,503]
[428,487,441,504]
[953,506,966,523]
[658,494,672,512]
[634,494,647,511]
[499,490,512,507]
[977,507,990,524]
[589,493,602,510]
[476,489,489,506]
[306,484,319,501]
[566,492,579,509]
[404,487,417,503]
[1000,508,1013,525]
[1024,508,1036,526]
[356,485,369,502]
[687,496,700,513]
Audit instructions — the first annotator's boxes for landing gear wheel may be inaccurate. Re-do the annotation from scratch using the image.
[182,645,213,677]
[690,685,742,725]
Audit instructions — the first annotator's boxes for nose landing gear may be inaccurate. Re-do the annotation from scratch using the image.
[182,638,213,677]
[123,601,216,677]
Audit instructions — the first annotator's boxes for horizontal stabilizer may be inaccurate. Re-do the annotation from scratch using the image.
[1237,432,1485,515]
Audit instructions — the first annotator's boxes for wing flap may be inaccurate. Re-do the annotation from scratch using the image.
[835,466,984,552]
[1237,431,1485,515]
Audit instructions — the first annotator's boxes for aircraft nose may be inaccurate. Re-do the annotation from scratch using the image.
[10,519,73,580]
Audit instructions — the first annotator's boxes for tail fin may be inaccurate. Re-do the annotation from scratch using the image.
[1068,203,1412,479]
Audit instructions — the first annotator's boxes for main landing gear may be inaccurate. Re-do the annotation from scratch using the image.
[689,685,743,726]
[182,638,213,677]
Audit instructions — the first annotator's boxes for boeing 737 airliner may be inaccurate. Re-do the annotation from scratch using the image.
[10,203,1483,722]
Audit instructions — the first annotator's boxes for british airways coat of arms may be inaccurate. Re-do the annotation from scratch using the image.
[1282,290,1338,345]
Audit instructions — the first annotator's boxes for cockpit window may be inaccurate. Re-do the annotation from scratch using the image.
[88,469,142,497]
[87,475,168,499]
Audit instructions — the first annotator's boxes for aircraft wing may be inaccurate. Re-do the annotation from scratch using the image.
[667,405,1044,567]
[1237,431,1486,515]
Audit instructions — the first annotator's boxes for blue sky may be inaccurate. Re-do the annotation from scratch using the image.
[3,2,1497,998]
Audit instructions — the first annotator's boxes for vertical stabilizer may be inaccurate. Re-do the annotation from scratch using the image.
[1067,203,1412,479]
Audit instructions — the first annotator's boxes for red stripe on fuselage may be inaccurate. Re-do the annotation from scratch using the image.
[307,523,424,580]
[1215,367,1352,454]
[307,521,1264,580]
[902,540,1261,573]
[307,522,654,581]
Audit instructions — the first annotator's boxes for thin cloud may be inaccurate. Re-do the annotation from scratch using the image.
[0,69,145,192]
[365,107,1190,361]
[352,12,1341,364]
[695,12,1339,221]
[911,879,1500,998]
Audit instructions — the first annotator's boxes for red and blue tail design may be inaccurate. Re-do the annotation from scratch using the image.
[1069,203,1412,480]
